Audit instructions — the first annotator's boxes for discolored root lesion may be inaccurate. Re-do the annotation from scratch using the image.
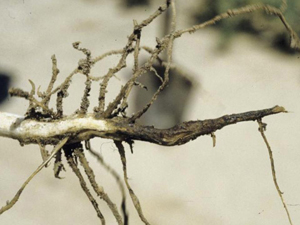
[64,143,106,225]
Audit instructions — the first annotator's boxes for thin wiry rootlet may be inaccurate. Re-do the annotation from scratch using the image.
[0,0,299,224]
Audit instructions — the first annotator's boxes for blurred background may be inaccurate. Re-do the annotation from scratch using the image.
[0,0,299,224]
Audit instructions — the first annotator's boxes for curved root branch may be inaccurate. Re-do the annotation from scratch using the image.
[257,119,293,225]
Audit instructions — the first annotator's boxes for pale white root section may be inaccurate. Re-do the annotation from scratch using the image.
[0,112,108,144]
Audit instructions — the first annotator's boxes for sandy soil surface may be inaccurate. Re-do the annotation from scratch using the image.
[0,1,299,224]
